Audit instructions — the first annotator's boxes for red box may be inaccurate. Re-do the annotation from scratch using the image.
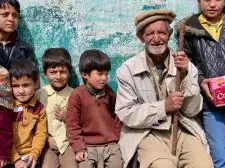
[209,76,225,107]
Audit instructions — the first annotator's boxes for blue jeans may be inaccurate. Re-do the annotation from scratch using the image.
[203,109,225,168]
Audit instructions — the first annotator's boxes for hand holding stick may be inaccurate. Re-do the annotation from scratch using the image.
[171,21,186,156]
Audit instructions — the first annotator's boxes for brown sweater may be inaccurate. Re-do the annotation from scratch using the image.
[66,85,121,152]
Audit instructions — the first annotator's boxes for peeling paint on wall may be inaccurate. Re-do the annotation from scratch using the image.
[18,0,199,90]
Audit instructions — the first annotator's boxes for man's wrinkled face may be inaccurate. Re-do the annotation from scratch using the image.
[141,20,171,55]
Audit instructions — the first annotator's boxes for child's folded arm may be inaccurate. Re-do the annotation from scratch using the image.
[66,109,87,152]
[11,145,21,163]
[66,92,87,153]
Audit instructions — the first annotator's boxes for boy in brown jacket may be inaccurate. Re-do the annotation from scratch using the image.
[8,60,47,168]
[66,49,123,168]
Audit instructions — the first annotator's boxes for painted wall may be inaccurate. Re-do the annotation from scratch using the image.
[18,0,199,90]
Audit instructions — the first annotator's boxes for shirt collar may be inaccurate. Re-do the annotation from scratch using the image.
[14,95,37,107]
[133,49,176,77]
[146,51,170,71]
[199,13,224,27]
[132,50,151,75]
[85,84,105,97]
[45,84,71,97]
[0,32,17,45]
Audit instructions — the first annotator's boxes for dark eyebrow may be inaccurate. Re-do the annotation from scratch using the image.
[11,83,19,86]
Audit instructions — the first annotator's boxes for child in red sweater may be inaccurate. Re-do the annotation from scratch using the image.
[66,49,123,168]
[0,66,13,168]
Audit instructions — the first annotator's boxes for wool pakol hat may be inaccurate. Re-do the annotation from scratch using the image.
[135,9,176,33]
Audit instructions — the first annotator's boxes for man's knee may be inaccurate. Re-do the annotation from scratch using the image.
[185,158,213,168]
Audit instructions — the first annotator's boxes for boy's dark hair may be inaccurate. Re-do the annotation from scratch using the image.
[79,49,111,74]
[42,48,72,73]
[9,59,38,83]
[0,0,20,13]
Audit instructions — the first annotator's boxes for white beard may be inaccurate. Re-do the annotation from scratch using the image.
[146,44,167,55]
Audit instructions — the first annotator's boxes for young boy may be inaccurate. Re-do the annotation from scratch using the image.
[0,0,36,69]
[66,49,123,168]
[0,66,13,168]
[183,0,225,167]
[36,48,77,168]
[9,59,47,168]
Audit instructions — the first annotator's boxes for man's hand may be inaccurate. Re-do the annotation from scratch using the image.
[15,159,27,168]
[75,151,88,162]
[27,155,37,168]
[0,160,9,168]
[55,105,66,122]
[173,51,189,80]
[200,78,214,102]
[165,91,184,113]
[47,137,58,150]
[173,51,189,70]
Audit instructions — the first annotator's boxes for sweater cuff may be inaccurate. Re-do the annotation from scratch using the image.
[29,149,40,160]
[11,146,21,163]
[156,100,167,121]
[12,155,21,163]
[72,142,86,153]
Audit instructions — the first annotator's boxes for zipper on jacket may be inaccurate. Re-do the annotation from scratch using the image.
[9,46,16,60]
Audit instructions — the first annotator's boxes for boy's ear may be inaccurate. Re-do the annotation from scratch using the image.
[35,80,40,90]
[81,72,88,79]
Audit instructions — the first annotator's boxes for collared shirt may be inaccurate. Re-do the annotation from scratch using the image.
[146,52,169,100]
[36,84,73,154]
[12,96,47,162]
[198,14,224,41]
[145,50,171,130]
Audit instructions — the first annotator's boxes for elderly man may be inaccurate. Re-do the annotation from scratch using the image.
[115,10,213,168]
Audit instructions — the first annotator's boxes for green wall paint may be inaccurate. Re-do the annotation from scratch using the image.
[18,0,198,90]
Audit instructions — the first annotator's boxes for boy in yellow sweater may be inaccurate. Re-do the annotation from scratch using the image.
[8,59,47,168]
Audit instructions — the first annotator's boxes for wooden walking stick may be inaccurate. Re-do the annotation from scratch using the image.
[171,21,186,156]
